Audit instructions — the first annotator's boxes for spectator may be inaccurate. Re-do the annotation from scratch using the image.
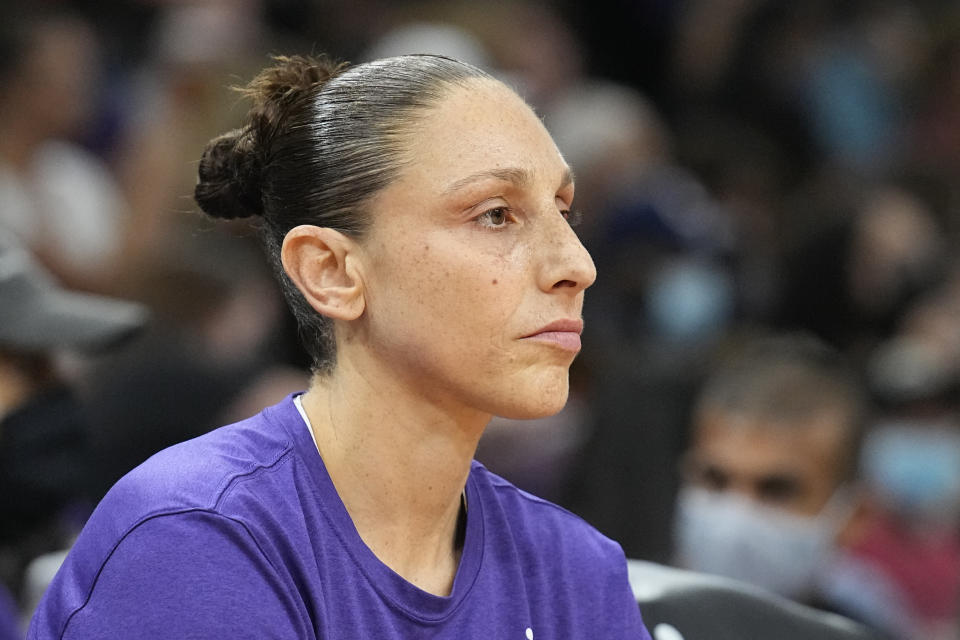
[672,335,895,629]
[0,10,127,292]
[854,280,960,640]
[777,181,945,358]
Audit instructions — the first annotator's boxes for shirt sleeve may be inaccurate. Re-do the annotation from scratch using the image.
[610,551,654,640]
[48,510,312,639]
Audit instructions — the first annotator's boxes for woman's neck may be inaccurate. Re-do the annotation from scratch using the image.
[299,359,487,596]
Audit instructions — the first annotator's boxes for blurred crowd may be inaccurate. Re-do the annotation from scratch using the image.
[1,1,959,638]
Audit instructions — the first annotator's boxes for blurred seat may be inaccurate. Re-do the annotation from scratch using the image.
[22,549,70,621]
[628,560,883,640]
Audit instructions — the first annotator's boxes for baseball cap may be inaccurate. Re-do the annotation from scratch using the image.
[0,239,148,353]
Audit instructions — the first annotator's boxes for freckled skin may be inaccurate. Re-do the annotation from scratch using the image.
[287,78,597,595]
[353,79,596,420]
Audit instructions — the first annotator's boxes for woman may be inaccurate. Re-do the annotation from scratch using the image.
[29,54,650,639]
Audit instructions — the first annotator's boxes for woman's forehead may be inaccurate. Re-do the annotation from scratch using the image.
[401,79,568,190]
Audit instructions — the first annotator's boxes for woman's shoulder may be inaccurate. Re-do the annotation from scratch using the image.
[29,398,318,638]
[94,397,303,538]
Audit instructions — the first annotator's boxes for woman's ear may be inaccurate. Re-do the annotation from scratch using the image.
[280,225,365,321]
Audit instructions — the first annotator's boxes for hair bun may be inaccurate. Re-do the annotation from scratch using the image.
[194,128,263,220]
[195,55,346,222]
[242,54,346,116]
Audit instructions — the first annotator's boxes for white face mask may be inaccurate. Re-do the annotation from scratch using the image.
[673,486,849,600]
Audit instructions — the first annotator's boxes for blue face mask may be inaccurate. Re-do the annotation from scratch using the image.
[861,422,960,524]
[645,259,734,343]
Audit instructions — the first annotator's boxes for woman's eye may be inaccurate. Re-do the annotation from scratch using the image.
[477,207,511,228]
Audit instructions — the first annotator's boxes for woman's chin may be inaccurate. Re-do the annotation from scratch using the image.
[493,378,570,421]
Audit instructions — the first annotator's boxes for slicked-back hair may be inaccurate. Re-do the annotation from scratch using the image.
[195,54,493,373]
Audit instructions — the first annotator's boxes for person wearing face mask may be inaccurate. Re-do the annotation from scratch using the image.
[853,421,960,640]
[672,334,888,629]
[849,331,960,640]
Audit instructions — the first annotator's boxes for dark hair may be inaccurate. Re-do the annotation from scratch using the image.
[694,333,867,481]
[194,54,492,373]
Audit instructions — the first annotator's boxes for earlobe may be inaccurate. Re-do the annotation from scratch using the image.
[280,225,366,321]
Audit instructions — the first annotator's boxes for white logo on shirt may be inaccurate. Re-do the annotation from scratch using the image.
[525,628,533,640]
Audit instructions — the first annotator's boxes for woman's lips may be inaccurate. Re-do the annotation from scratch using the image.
[521,319,584,352]
[522,330,582,352]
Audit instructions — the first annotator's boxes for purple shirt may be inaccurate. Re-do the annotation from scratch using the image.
[0,582,21,640]
[29,395,650,639]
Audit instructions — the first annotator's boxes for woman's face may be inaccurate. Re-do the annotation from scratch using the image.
[355,78,596,420]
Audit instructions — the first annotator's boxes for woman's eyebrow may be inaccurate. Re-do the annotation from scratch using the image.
[443,166,574,194]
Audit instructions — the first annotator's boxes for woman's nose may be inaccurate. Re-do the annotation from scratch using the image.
[537,212,597,294]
